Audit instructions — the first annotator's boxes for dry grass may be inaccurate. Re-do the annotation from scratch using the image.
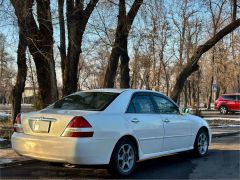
[0,117,13,140]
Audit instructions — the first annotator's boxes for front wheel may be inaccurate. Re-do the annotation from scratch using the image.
[219,106,228,114]
[108,139,137,177]
[193,129,209,157]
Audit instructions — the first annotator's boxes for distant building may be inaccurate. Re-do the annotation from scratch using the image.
[22,87,37,104]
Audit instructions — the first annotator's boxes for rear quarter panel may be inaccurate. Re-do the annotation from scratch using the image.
[83,112,137,163]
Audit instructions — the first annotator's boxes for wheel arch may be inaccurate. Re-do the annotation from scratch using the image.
[218,104,228,110]
[196,126,210,142]
[111,134,139,161]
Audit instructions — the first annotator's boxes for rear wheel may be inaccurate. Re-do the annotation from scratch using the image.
[193,129,209,157]
[219,106,228,114]
[108,139,137,177]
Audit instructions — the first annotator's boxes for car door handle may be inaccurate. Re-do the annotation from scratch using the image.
[131,118,140,123]
[163,119,170,123]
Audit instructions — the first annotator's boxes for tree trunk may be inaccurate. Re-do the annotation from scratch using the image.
[103,0,143,88]
[62,0,99,96]
[11,0,58,108]
[170,19,240,103]
[207,76,213,109]
[120,38,130,88]
[102,39,121,88]
[58,0,66,85]
[11,32,27,122]
[184,81,188,108]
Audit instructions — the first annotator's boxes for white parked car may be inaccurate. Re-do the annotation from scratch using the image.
[12,89,211,176]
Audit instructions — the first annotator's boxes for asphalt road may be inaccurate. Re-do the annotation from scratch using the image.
[1,134,239,179]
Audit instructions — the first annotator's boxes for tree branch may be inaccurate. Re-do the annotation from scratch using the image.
[170,18,240,102]
[126,0,143,30]
[83,0,99,25]
[192,18,240,66]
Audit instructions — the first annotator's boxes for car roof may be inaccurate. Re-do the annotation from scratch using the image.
[80,88,125,93]
[222,93,240,96]
[75,88,166,95]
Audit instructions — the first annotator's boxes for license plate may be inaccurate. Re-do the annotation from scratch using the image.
[33,121,51,133]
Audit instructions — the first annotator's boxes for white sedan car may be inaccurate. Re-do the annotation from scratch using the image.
[12,89,211,176]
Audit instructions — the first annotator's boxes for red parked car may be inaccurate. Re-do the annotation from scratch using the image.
[215,93,240,114]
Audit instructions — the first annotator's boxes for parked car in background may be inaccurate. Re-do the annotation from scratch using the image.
[215,93,240,114]
[11,89,211,177]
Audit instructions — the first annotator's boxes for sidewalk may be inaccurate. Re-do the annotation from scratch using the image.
[0,126,239,168]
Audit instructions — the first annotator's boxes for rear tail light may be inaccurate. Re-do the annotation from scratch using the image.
[13,114,23,133]
[61,116,94,138]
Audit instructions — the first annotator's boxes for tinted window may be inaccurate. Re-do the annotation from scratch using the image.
[152,95,179,114]
[237,95,240,101]
[222,95,236,101]
[128,95,155,113]
[51,92,119,111]
[127,102,135,113]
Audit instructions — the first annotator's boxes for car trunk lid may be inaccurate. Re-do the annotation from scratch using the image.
[21,110,96,137]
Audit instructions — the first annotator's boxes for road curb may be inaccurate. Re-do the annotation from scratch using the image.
[212,131,240,138]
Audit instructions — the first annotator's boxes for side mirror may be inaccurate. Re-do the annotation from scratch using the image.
[181,108,192,114]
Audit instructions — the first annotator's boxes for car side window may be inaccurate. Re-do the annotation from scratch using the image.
[152,95,179,114]
[127,95,155,113]
[223,95,236,100]
[127,102,135,113]
[237,95,240,101]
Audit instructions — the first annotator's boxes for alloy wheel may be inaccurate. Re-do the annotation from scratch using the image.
[198,133,208,155]
[117,144,135,173]
[220,106,227,114]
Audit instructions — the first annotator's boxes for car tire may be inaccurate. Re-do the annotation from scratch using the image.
[108,138,137,177]
[219,106,228,114]
[193,129,209,157]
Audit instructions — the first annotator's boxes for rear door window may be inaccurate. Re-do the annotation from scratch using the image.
[52,92,119,111]
[127,95,155,113]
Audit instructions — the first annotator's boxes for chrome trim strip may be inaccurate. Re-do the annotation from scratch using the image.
[29,117,57,122]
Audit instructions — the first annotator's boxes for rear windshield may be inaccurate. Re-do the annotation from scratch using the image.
[51,92,119,111]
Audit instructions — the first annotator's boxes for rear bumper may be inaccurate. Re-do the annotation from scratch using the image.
[11,133,115,165]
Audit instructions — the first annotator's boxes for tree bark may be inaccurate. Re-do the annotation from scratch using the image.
[120,37,130,88]
[170,19,240,102]
[103,0,143,88]
[11,32,27,122]
[58,0,66,84]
